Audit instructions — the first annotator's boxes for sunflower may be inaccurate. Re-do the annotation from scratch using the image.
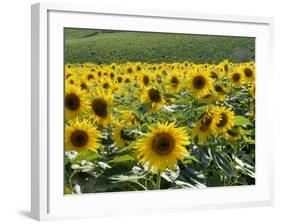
[100,77,115,92]
[229,70,244,86]
[208,65,224,81]
[109,70,116,80]
[166,71,182,93]
[242,64,255,83]
[135,122,190,172]
[64,85,90,120]
[225,128,241,141]
[86,72,96,82]
[66,77,76,86]
[125,63,135,75]
[220,59,230,74]
[88,89,113,126]
[140,86,165,110]
[192,108,221,143]
[115,74,124,84]
[119,110,141,127]
[139,71,152,89]
[212,106,235,133]
[123,74,133,85]
[187,69,213,98]
[65,118,100,152]
[213,83,227,101]
[197,92,218,104]
[65,69,74,80]
[77,75,91,91]
[112,122,135,148]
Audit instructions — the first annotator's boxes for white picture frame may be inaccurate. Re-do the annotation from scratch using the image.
[31,2,274,221]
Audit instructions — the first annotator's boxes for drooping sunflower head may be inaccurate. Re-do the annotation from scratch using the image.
[112,121,136,148]
[88,89,113,127]
[141,86,165,110]
[187,69,213,98]
[197,92,218,104]
[65,69,74,80]
[213,83,227,101]
[212,106,235,134]
[208,65,224,81]
[135,122,190,173]
[65,118,100,153]
[225,128,241,141]
[64,84,90,120]
[192,109,220,143]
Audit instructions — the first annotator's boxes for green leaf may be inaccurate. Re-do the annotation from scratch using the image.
[234,115,252,126]
[214,152,235,177]
[73,151,99,163]
[242,135,255,144]
[242,129,254,136]
[109,154,135,163]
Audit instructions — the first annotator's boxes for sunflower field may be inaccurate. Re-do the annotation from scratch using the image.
[64,30,255,195]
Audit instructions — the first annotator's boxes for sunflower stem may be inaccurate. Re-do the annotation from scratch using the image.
[156,172,161,190]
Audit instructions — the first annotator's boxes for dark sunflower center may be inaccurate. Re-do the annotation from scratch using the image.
[110,73,115,79]
[71,130,88,147]
[193,75,206,89]
[80,83,87,90]
[127,68,133,74]
[66,74,72,79]
[217,112,228,128]
[91,98,108,118]
[65,93,80,111]
[137,66,141,71]
[117,77,123,83]
[171,76,179,86]
[125,78,130,83]
[232,73,241,82]
[87,74,94,80]
[143,75,149,85]
[244,68,253,78]
[70,80,74,85]
[152,133,175,155]
[200,116,212,132]
[103,83,110,89]
[148,88,161,103]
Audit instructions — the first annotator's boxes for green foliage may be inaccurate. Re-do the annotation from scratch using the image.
[64,28,255,64]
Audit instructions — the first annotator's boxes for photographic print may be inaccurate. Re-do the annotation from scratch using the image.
[64,28,255,195]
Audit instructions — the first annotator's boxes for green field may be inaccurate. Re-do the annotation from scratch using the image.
[64,28,255,64]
